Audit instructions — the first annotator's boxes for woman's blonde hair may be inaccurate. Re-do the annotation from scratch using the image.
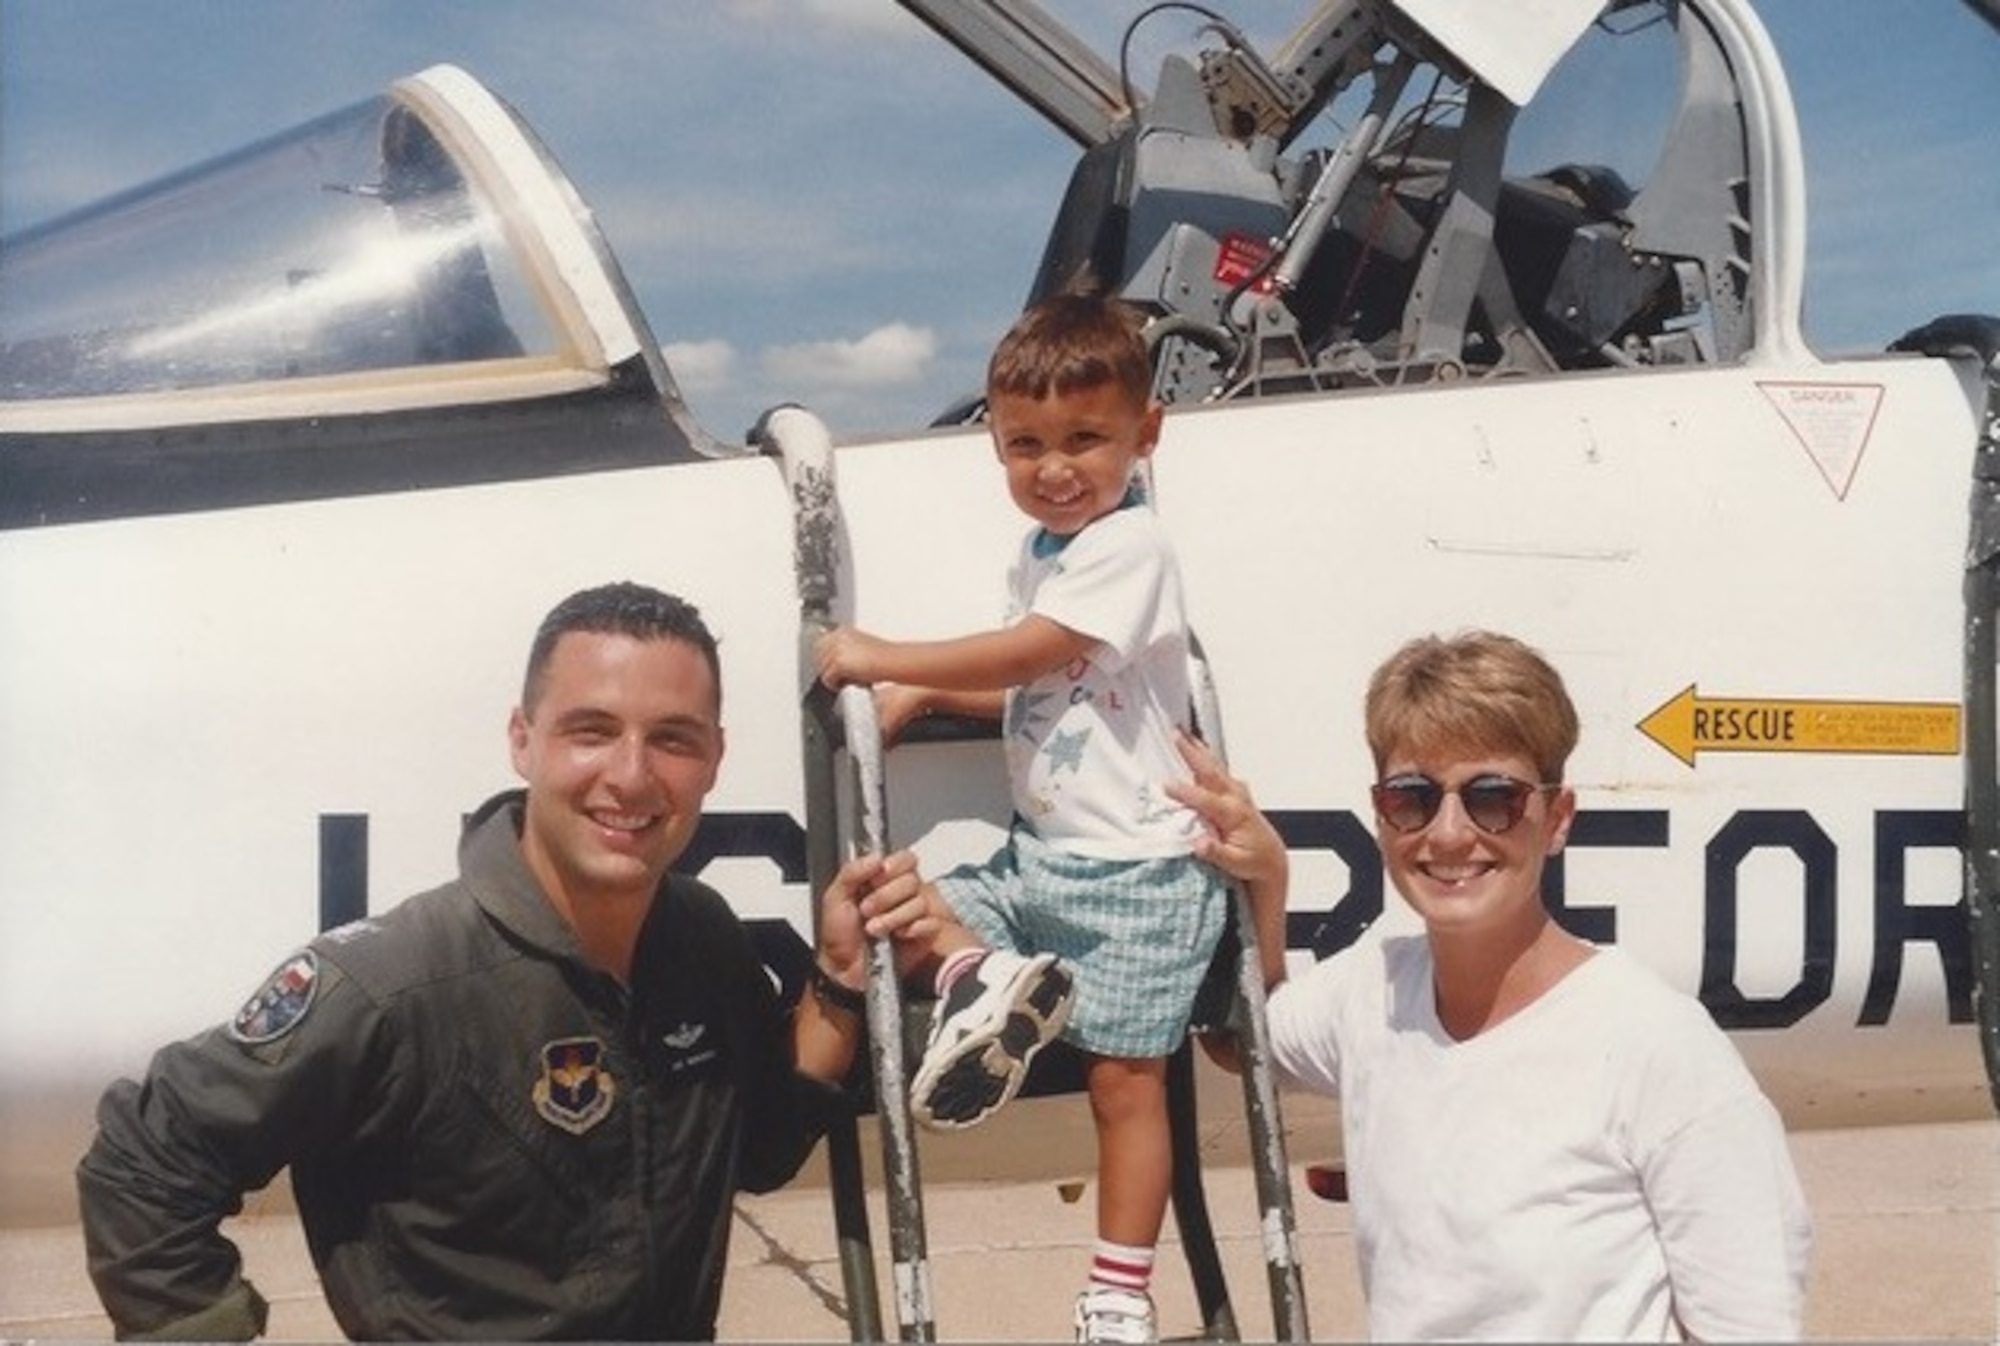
[1364,630,1578,783]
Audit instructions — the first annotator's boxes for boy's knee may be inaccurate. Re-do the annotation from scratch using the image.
[1086,1055,1169,1116]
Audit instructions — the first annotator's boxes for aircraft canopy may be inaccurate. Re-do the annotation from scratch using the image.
[0,66,675,436]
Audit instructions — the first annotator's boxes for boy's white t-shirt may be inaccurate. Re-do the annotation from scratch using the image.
[1266,936,1812,1342]
[1002,506,1198,858]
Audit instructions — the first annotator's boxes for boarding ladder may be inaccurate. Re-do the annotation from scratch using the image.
[758,405,1310,1342]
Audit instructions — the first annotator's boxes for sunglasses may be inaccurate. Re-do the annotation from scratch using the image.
[1371,773,1556,835]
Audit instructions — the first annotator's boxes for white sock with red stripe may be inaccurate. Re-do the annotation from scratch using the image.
[1089,1240,1155,1297]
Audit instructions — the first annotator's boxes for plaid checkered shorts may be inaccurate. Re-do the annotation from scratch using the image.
[936,825,1228,1058]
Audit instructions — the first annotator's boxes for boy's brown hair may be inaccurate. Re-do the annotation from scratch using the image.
[987,293,1152,406]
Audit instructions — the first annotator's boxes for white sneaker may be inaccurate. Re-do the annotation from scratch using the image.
[909,950,1072,1130]
[1073,1287,1157,1343]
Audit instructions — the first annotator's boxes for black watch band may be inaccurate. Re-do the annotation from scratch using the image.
[809,962,867,1015]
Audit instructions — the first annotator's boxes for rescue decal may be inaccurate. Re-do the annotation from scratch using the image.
[532,1037,616,1135]
[229,951,319,1044]
[1756,380,1885,500]
[1640,685,1961,768]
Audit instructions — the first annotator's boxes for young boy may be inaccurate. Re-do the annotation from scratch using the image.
[815,293,1228,1343]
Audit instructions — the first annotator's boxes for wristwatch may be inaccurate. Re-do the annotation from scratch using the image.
[809,961,867,1015]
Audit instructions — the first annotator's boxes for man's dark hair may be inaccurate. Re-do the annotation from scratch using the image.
[521,582,722,715]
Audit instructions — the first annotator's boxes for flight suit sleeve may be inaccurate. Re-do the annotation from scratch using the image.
[75,953,390,1340]
[734,988,854,1195]
[660,874,854,1196]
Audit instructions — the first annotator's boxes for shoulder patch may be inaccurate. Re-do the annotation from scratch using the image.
[228,951,320,1044]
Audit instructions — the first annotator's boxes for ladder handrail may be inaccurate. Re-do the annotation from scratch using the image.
[1166,1040,1242,1339]
[1189,638,1311,1342]
[839,687,940,1342]
[763,405,886,1341]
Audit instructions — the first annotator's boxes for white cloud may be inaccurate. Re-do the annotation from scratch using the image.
[761,322,937,390]
[663,339,738,393]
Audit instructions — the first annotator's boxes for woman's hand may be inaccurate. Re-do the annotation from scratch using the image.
[1168,730,1289,894]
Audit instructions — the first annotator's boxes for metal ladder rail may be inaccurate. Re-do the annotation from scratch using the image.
[1164,1038,1240,1340]
[838,686,940,1341]
[767,405,934,1341]
[806,682,891,1341]
[1184,636,1311,1342]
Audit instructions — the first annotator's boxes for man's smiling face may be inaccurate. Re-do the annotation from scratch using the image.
[509,629,725,912]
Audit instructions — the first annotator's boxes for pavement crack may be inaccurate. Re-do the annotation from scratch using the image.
[732,1201,850,1325]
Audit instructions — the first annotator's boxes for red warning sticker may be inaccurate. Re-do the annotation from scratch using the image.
[1214,232,1275,294]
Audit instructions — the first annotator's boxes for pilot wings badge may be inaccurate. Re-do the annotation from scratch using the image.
[532,1036,616,1134]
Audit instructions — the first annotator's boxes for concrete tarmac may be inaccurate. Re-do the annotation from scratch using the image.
[3,1096,1994,1342]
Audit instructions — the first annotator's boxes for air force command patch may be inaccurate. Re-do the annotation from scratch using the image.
[533,1037,616,1134]
[228,951,320,1044]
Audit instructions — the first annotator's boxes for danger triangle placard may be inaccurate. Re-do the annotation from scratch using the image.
[1757,380,1884,499]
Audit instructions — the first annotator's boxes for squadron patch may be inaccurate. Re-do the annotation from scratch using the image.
[228,951,320,1044]
[533,1037,616,1135]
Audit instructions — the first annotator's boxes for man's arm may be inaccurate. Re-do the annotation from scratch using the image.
[738,851,951,1195]
[77,957,384,1340]
[792,849,935,1082]
[78,1065,272,1341]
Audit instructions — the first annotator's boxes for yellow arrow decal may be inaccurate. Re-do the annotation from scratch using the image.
[1638,686,1960,768]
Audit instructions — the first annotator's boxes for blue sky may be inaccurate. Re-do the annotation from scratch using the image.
[2,1,1995,441]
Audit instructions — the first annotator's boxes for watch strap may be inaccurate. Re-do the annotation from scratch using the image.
[809,961,867,1015]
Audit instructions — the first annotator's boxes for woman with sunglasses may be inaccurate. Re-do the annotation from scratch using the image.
[1170,630,1811,1341]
